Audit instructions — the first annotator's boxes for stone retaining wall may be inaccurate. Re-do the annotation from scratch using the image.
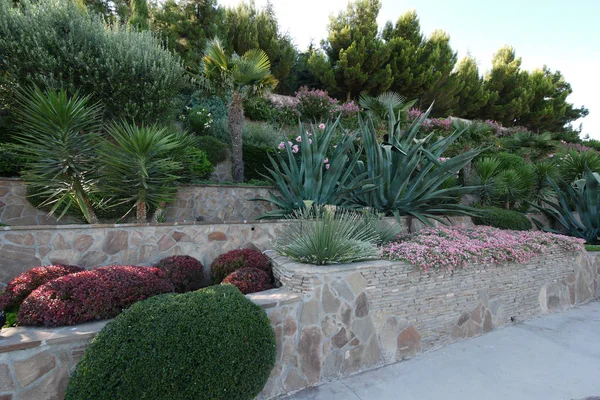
[0,179,276,226]
[0,216,474,286]
[265,249,600,397]
[0,253,597,399]
[0,221,286,286]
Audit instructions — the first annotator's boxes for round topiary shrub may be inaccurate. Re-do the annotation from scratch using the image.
[18,266,174,327]
[154,255,204,292]
[210,248,271,284]
[472,206,533,231]
[222,267,272,294]
[0,265,84,311]
[65,285,276,400]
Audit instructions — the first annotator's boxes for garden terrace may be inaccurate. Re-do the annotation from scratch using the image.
[1,249,597,399]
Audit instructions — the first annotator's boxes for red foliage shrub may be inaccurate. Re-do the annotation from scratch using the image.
[210,248,271,284]
[154,255,205,292]
[0,265,84,311]
[222,268,272,295]
[18,266,174,327]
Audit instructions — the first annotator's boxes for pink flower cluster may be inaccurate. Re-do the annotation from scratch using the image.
[561,141,594,153]
[332,101,360,117]
[406,108,451,132]
[380,226,584,272]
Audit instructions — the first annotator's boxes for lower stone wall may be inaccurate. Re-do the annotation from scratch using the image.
[265,249,600,397]
[0,221,286,286]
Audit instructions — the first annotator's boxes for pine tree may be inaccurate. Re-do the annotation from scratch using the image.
[453,56,490,119]
[482,46,532,126]
[224,1,296,87]
[310,0,392,100]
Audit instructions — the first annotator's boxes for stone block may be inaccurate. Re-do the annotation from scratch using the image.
[355,292,369,318]
[102,230,129,255]
[321,284,340,314]
[14,351,57,387]
[0,363,15,392]
[208,231,226,241]
[19,365,68,400]
[298,326,323,384]
[397,325,421,358]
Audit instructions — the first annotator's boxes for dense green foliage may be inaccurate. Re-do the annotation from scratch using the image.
[0,0,187,125]
[472,207,532,231]
[65,285,276,400]
[196,136,229,166]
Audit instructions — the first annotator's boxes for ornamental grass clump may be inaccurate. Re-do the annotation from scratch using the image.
[274,206,379,265]
[380,226,583,272]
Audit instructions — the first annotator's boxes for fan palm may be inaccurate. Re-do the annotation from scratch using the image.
[14,87,101,224]
[202,38,278,182]
[99,122,186,223]
[359,91,416,128]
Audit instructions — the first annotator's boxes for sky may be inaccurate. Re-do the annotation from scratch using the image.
[219,0,600,138]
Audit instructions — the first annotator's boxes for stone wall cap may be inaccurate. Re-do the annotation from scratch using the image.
[247,288,302,308]
[0,219,292,231]
[267,252,401,274]
[0,320,108,353]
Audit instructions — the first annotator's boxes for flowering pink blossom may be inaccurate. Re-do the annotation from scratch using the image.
[380,226,584,272]
[325,163,330,169]
[323,158,329,164]
[309,139,312,144]
[278,142,286,150]
[292,145,299,153]
[296,136,302,143]
[318,123,326,130]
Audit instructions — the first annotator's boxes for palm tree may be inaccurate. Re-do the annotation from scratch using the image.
[202,38,277,182]
[359,91,416,133]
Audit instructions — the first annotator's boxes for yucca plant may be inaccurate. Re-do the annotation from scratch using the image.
[493,166,534,210]
[531,167,600,244]
[557,150,600,185]
[530,160,558,206]
[257,117,375,218]
[99,121,185,223]
[352,105,483,225]
[274,205,379,265]
[14,87,101,224]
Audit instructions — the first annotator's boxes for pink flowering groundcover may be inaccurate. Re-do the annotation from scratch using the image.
[380,226,584,272]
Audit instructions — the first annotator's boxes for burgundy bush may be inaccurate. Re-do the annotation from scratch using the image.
[18,266,174,327]
[210,248,271,284]
[222,268,272,295]
[0,265,84,311]
[154,255,204,292]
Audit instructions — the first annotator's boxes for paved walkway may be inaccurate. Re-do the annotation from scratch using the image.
[285,301,600,400]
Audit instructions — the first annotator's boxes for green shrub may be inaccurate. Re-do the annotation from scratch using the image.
[244,97,277,122]
[243,144,277,182]
[196,136,229,166]
[472,207,532,231]
[195,94,228,121]
[65,285,276,400]
[0,143,32,177]
[495,152,529,171]
[243,122,283,148]
[187,106,213,135]
[0,0,186,124]
[180,147,214,182]
[584,244,600,252]
[206,117,232,144]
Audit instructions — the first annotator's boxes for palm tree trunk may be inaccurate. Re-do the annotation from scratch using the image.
[229,91,245,183]
[73,180,98,224]
[136,201,147,223]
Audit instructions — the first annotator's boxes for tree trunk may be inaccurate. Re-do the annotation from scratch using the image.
[136,201,147,223]
[229,91,245,183]
[73,180,98,224]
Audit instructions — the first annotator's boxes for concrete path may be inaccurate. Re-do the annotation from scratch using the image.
[285,301,600,400]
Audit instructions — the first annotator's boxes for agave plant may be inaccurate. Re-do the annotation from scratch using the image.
[14,87,102,224]
[531,167,600,244]
[257,117,375,218]
[352,105,483,225]
[99,121,186,223]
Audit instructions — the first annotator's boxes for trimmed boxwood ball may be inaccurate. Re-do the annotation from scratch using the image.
[222,267,272,294]
[65,285,276,400]
[154,255,204,292]
[472,206,532,231]
[210,248,271,284]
